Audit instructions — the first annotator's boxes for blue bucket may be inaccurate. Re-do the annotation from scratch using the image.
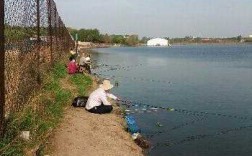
[125,115,141,134]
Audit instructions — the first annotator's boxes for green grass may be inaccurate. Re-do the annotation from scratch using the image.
[70,74,92,95]
[0,62,92,155]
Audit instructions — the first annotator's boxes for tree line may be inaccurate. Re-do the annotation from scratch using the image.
[69,27,252,46]
[68,28,151,46]
[7,26,250,46]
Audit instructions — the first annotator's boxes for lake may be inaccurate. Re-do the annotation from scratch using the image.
[91,45,252,156]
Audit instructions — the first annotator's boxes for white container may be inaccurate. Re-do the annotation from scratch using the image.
[20,131,30,141]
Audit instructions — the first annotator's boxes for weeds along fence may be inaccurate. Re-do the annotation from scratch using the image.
[0,0,74,135]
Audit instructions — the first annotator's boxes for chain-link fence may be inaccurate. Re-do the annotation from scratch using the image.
[0,0,74,135]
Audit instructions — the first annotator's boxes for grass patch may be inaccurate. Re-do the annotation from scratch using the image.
[70,74,92,95]
[0,62,92,156]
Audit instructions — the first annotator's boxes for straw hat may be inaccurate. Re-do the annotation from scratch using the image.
[85,57,90,61]
[100,80,114,90]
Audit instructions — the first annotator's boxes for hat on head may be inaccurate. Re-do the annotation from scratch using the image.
[100,80,114,90]
[85,57,90,61]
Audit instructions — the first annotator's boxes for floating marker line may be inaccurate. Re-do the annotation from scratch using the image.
[94,63,143,73]
[118,99,252,121]
[145,117,207,139]
[152,124,252,149]
[96,73,172,85]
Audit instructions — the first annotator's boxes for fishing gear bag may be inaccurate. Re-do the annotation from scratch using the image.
[72,96,89,107]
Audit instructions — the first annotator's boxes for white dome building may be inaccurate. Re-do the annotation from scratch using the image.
[147,38,169,46]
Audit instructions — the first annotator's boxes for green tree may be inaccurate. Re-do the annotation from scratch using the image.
[237,35,242,42]
[111,35,126,44]
[78,29,100,42]
[68,28,78,40]
[69,28,102,42]
[101,33,112,44]
[140,37,150,44]
[125,35,139,46]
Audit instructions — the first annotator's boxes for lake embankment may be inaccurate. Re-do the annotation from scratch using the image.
[46,64,144,156]
[49,106,144,156]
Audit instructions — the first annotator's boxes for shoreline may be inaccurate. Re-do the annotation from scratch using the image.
[47,72,145,156]
[77,42,252,50]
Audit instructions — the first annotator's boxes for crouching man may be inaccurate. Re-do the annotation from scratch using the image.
[85,80,119,114]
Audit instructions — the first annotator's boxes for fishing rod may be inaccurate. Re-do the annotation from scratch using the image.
[117,99,252,121]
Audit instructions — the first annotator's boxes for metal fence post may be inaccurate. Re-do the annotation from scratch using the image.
[36,0,41,85]
[54,8,58,57]
[37,0,40,43]
[0,0,5,136]
[47,0,53,65]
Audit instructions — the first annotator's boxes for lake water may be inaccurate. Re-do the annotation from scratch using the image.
[91,45,252,156]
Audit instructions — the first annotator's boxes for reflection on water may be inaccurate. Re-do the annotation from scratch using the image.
[92,45,252,156]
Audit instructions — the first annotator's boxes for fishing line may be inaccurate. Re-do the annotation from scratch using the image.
[118,99,252,149]
[118,100,252,151]
[94,63,143,73]
[152,124,252,149]
[118,100,208,139]
[90,64,116,70]
[118,99,252,121]
[92,63,121,69]
[96,73,172,85]
[145,117,207,139]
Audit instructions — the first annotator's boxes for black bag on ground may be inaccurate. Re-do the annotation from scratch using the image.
[72,96,89,107]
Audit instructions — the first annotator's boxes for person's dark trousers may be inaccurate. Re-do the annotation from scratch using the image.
[87,104,113,114]
[84,64,91,74]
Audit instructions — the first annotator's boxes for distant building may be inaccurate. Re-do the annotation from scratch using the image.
[147,38,168,46]
[249,35,252,38]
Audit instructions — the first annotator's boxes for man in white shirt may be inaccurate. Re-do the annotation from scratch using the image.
[86,80,118,114]
[79,53,91,74]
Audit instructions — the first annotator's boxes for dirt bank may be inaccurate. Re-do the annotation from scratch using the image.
[47,76,144,156]
[49,107,143,156]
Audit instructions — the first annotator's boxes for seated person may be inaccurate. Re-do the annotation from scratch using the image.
[70,48,78,59]
[79,53,91,74]
[67,56,78,74]
[85,80,118,114]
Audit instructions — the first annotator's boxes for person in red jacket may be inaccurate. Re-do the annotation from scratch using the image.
[67,56,78,74]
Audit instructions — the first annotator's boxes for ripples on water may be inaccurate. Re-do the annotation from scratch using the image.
[92,45,252,156]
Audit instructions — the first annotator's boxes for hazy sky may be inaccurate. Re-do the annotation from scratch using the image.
[54,0,252,38]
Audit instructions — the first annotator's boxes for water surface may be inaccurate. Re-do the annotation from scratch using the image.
[92,45,252,156]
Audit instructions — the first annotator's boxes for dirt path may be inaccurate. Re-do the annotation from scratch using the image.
[47,75,143,156]
[49,107,143,156]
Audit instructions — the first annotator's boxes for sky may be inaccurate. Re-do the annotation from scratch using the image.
[54,0,252,38]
